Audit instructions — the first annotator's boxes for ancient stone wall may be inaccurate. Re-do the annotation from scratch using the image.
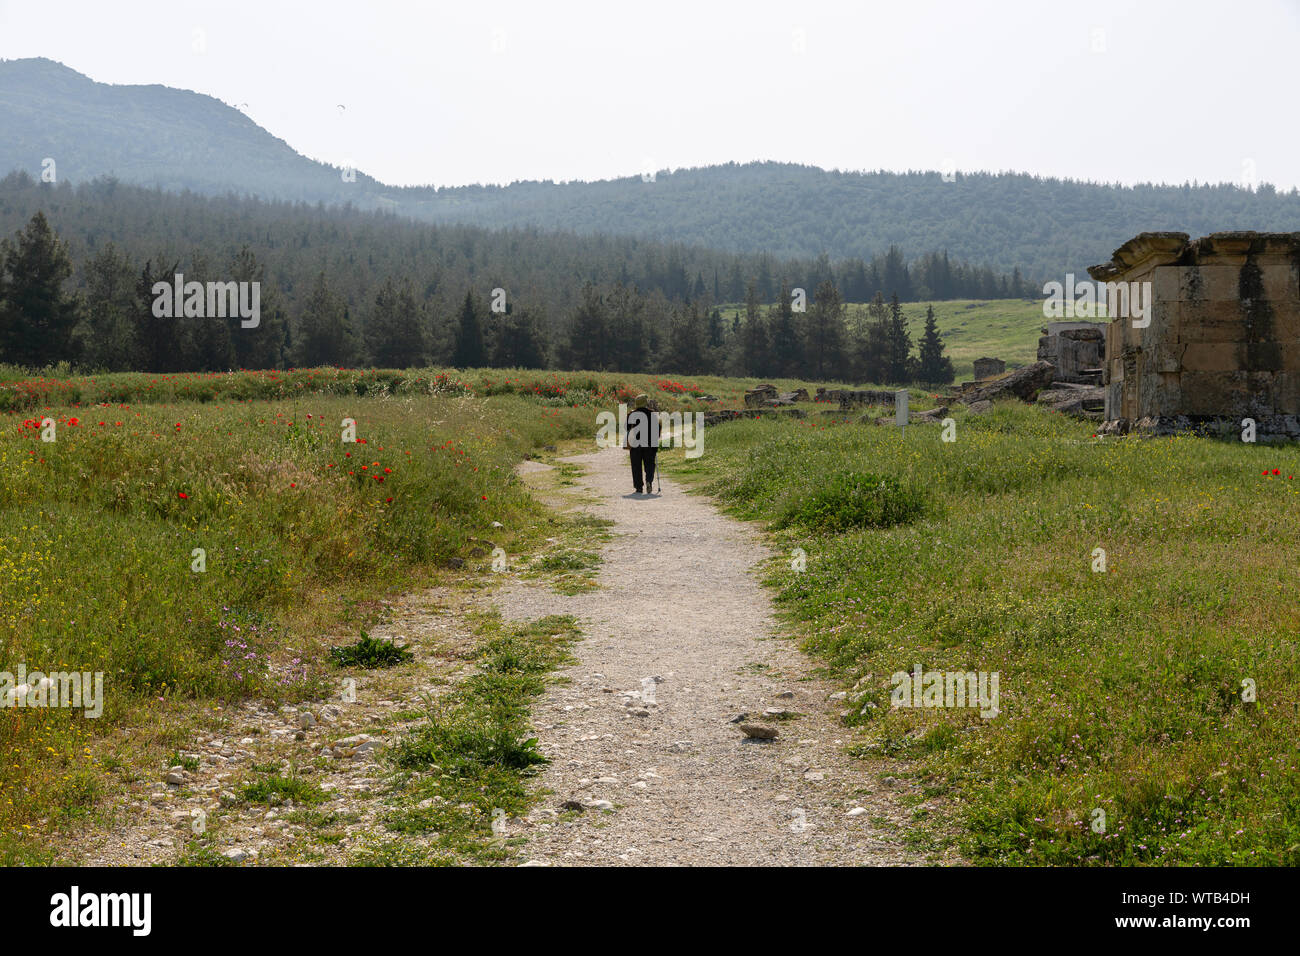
[1089,232,1300,437]
[1037,325,1104,385]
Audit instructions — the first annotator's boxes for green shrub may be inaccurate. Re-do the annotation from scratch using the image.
[328,632,414,668]
[777,470,930,532]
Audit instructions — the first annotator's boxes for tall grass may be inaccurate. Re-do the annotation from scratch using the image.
[670,402,1300,865]
[0,378,597,852]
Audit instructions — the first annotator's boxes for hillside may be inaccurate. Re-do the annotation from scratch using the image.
[407,165,1300,279]
[0,57,393,206]
[6,59,1300,280]
[720,297,1044,382]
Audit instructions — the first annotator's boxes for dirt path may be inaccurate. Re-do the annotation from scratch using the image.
[498,445,923,866]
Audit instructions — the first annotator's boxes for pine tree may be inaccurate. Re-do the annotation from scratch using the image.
[134,257,184,373]
[882,245,912,301]
[182,253,236,372]
[707,307,725,349]
[366,278,427,368]
[885,294,913,383]
[917,304,955,384]
[726,262,745,302]
[229,246,285,370]
[756,256,774,303]
[738,281,769,377]
[293,271,358,367]
[859,292,891,384]
[492,305,548,369]
[451,289,486,368]
[0,211,81,366]
[768,281,802,376]
[563,282,609,370]
[605,282,648,372]
[662,300,708,375]
[80,243,139,371]
[805,280,846,380]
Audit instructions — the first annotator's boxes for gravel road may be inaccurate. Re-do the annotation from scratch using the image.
[497,445,924,866]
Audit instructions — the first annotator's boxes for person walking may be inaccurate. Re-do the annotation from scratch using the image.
[626,393,659,495]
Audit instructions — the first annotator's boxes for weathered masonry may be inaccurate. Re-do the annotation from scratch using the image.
[1090,231,1300,437]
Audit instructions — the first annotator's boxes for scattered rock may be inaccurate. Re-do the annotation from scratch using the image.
[960,359,1055,405]
[738,723,778,740]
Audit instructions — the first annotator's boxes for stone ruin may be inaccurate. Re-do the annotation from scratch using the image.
[834,388,899,410]
[1037,322,1105,385]
[973,357,1005,380]
[719,383,808,426]
[1090,231,1300,438]
[743,384,808,408]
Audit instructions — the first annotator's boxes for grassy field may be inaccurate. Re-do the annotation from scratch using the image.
[6,362,1297,866]
[666,402,1300,865]
[0,366,618,858]
[720,297,1046,381]
[0,363,831,861]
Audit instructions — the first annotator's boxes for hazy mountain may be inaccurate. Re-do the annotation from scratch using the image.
[0,57,392,206]
[6,57,1300,280]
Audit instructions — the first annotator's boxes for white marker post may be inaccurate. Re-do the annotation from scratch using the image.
[895,389,909,436]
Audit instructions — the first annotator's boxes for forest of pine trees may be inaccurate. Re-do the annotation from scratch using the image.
[0,198,959,386]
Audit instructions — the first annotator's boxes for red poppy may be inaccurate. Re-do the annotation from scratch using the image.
[178,492,189,499]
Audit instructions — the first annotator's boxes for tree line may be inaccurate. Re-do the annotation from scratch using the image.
[1,204,954,385]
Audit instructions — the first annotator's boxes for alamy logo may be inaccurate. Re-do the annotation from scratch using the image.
[152,273,261,328]
[594,404,705,458]
[50,886,151,936]
[1,666,103,718]
[1043,274,1151,328]
[890,664,1000,718]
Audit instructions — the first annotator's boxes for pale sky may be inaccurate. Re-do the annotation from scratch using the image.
[3,0,1298,190]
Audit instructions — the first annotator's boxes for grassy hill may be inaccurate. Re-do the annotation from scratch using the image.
[721,298,1047,383]
[894,299,1045,381]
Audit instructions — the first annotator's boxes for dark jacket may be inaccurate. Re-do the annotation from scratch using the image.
[626,407,659,450]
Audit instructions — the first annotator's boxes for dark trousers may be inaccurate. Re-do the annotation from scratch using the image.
[630,447,657,491]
